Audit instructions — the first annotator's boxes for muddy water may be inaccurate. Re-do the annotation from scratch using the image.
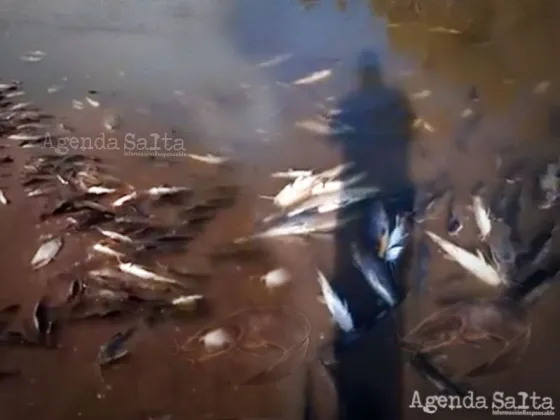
[2,0,560,419]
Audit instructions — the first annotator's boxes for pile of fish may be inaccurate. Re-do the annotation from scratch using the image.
[235,152,560,396]
[0,81,244,371]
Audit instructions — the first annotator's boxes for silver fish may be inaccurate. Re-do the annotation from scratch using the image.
[351,243,398,307]
[118,263,183,286]
[385,215,410,263]
[9,102,32,111]
[316,269,354,332]
[292,69,332,86]
[186,153,229,165]
[426,231,505,287]
[4,91,25,99]
[7,133,47,142]
[85,96,100,108]
[236,212,353,243]
[95,228,133,244]
[146,186,190,198]
[0,189,8,205]
[271,169,313,179]
[285,187,378,218]
[31,237,63,270]
[472,195,492,240]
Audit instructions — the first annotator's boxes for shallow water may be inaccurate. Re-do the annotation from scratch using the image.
[1,0,560,419]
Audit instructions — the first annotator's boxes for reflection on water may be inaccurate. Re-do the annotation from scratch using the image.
[1,0,560,419]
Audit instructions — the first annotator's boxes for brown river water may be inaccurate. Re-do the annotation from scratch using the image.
[1,0,560,419]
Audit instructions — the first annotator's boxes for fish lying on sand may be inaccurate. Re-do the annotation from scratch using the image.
[31,237,63,270]
[118,262,184,286]
[316,269,354,332]
[426,231,506,287]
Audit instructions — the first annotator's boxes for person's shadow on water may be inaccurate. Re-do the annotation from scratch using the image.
[325,50,416,420]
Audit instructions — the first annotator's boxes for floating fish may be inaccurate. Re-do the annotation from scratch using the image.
[20,51,46,62]
[260,268,291,289]
[292,69,332,86]
[426,231,505,287]
[410,90,432,100]
[32,298,53,341]
[316,269,354,332]
[351,243,399,308]
[87,186,116,195]
[5,90,25,99]
[472,195,492,240]
[103,113,120,131]
[9,101,33,111]
[98,328,136,366]
[72,100,84,110]
[31,237,63,270]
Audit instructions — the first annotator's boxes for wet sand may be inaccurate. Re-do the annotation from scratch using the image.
[1,0,560,419]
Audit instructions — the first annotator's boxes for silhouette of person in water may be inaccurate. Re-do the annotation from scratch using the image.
[323,50,416,420]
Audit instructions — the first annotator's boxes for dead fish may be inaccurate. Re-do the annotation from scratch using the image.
[0,82,18,92]
[98,327,136,367]
[4,90,25,99]
[261,268,291,289]
[92,242,125,259]
[96,228,133,243]
[31,237,63,270]
[118,263,184,286]
[7,133,47,142]
[294,119,353,136]
[384,214,410,264]
[200,328,233,351]
[9,101,33,111]
[20,54,45,63]
[257,53,293,68]
[236,212,354,243]
[16,122,49,131]
[85,96,100,108]
[146,185,190,198]
[428,26,462,35]
[412,118,435,133]
[409,353,468,396]
[316,269,354,332]
[0,189,8,205]
[446,196,462,236]
[426,231,505,287]
[186,153,229,165]
[32,298,53,341]
[271,169,313,179]
[351,242,399,308]
[292,69,332,86]
[170,294,204,311]
[87,186,116,195]
[72,100,84,110]
[112,191,138,207]
[472,195,492,240]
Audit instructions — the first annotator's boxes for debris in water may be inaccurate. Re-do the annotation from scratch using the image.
[292,69,332,86]
[31,237,63,270]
